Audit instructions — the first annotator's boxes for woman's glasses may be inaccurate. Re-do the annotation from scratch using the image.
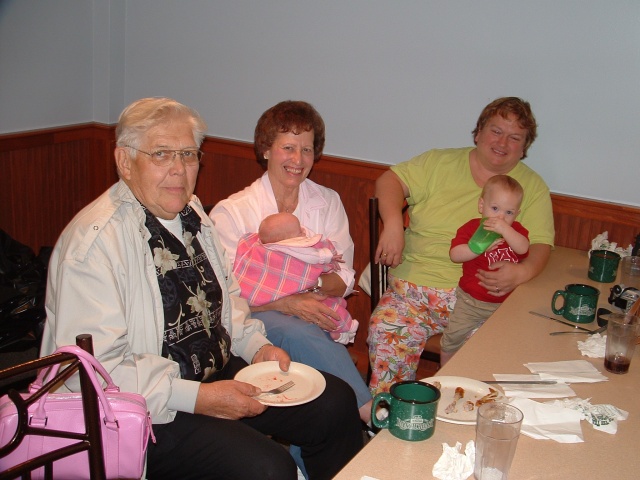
[125,146,203,167]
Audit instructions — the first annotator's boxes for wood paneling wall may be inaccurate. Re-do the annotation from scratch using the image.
[2,124,639,373]
[551,194,640,252]
[0,124,118,252]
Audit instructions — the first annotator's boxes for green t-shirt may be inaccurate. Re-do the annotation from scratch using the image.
[390,147,555,288]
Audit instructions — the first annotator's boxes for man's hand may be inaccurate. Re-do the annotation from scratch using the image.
[194,380,267,419]
[252,344,290,373]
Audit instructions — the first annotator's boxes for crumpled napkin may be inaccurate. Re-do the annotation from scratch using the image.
[524,360,608,383]
[491,374,576,398]
[590,231,632,257]
[509,398,584,443]
[546,397,629,434]
[577,333,606,358]
[432,441,475,480]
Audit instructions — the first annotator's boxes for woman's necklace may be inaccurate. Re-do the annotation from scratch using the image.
[276,194,298,213]
[278,200,297,213]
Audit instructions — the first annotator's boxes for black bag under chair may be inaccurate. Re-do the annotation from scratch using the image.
[0,230,49,355]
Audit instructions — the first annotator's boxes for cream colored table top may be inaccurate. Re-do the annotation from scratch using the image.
[335,247,639,480]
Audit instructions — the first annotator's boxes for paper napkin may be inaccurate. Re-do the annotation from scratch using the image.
[491,374,576,398]
[590,231,633,257]
[432,441,475,480]
[524,360,608,383]
[509,397,584,443]
[577,333,606,358]
[546,397,628,434]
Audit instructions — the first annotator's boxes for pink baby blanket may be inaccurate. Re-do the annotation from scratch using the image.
[233,233,337,306]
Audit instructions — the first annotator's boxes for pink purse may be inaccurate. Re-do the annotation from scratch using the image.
[0,345,154,479]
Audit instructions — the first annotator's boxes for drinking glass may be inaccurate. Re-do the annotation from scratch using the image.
[474,402,523,480]
[604,313,640,374]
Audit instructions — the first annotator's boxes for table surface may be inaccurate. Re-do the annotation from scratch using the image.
[335,247,639,480]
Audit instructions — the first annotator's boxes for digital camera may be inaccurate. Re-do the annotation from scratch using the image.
[608,285,639,313]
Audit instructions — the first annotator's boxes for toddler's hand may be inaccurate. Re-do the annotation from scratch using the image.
[483,217,509,235]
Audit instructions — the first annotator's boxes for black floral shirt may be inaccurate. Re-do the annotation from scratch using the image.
[144,204,230,381]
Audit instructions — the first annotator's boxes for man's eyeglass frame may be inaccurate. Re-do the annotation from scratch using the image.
[124,145,203,167]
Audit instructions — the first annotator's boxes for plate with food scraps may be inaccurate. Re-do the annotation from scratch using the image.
[420,376,504,425]
[235,361,326,407]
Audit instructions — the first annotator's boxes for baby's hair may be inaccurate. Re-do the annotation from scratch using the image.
[481,175,524,203]
[258,212,302,244]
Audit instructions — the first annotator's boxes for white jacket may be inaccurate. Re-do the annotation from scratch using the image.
[41,180,270,424]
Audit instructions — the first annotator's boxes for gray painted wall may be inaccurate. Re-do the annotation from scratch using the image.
[1,0,638,207]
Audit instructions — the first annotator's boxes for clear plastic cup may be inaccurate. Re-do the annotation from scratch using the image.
[474,402,523,480]
[620,255,640,289]
[604,313,640,374]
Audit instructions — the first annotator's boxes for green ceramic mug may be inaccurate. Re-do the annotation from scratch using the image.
[371,381,440,441]
[551,283,600,323]
[588,250,621,283]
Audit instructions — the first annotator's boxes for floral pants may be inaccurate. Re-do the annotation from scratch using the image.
[367,274,457,395]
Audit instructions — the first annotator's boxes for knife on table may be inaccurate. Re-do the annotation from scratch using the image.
[483,380,557,385]
[528,311,594,333]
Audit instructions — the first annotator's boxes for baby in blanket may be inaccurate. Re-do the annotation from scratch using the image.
[233,212,359,344]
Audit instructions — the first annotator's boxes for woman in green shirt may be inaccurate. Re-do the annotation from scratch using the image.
[367,97,555,394]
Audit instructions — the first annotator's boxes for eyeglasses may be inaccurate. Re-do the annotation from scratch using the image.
[125,146,203,167]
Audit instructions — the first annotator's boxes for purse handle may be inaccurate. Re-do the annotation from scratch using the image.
[30,345,119,427]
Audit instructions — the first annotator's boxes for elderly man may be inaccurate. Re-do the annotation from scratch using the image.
[40,97,362,480]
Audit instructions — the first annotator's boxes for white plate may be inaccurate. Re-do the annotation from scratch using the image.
[235,361,326,407]
[420,376,504,425]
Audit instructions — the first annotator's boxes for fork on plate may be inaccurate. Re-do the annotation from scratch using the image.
[261,380,295,395]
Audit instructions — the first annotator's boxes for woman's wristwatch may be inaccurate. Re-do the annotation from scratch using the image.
[308,276,323,293]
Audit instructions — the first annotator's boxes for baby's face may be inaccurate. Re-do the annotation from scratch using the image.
[478,188,521,225]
